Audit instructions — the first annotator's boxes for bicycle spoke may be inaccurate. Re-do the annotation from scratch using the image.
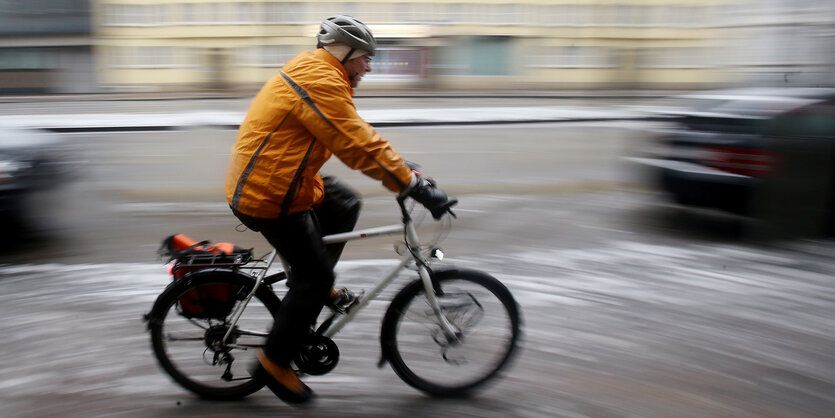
[382,272,519,397]
[149,274,279,400]
[186,318,210,330]
[402,291,486,344]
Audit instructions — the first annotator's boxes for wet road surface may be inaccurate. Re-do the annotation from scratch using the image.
[0,118,833,416]
[1,190,833,417]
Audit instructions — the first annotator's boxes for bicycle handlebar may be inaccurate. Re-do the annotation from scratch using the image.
[402,170,458,221]
[397,190,457,221]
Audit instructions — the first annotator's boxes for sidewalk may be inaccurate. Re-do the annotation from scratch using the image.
[0,106,654,132]
[0,92,663,132]
[0,89,678,103]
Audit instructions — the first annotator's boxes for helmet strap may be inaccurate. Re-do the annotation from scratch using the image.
[341,47,357,65]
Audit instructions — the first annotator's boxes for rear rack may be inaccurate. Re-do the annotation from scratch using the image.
[172,253,253,273]
[168,251,280,281]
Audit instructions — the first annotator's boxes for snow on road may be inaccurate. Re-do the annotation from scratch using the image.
[1,239,832,417]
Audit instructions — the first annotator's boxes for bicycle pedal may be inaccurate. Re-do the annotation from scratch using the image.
[329,289,363,314]
[343,290,363,313]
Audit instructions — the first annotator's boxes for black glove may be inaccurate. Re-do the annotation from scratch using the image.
[408,175,457,220]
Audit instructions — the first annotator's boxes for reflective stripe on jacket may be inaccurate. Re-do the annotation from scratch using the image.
[225,49,413,218]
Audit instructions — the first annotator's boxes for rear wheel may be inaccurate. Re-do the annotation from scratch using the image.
[148,271,280,400]
[381,269,521,397]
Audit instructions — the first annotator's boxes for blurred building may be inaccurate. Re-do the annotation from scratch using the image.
[0,0,93,94]
[717,0,835,87]
[2,1,833,93]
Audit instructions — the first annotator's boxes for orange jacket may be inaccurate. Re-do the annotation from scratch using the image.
[226,49,413,218]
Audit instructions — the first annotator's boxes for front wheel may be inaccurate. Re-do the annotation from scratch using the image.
[381,268,521,397]
[147,270,281,400]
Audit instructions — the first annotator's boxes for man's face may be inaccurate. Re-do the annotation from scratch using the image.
[344,54,372,88]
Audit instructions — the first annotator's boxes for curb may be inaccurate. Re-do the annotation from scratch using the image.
[0,90,681,104]
[40,117,662,133]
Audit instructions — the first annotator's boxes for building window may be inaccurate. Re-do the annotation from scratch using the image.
[365,48,425,79]
[264,2,308,24]
[236,3,256,24]
[103,3,165,26]
[0,48,58,70]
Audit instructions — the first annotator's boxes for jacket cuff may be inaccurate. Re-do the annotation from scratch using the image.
[399,172,418,197]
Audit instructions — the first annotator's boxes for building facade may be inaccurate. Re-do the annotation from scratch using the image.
[0,0,93,94]
[2,0,832,93]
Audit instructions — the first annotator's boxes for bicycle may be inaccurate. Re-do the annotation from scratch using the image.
[144,194,522,400]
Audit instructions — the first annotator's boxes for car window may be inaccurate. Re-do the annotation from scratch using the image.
[763,102,835,139]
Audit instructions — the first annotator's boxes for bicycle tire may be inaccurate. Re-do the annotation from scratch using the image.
[380,268,521,397]
[147,270,281,400]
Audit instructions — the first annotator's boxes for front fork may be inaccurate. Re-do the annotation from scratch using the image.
[404,218,461,344]
[417,263,462,344]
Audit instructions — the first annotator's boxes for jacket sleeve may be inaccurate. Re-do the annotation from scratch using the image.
[294,78,414,193]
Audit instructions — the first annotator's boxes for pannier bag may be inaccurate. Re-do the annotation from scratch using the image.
[159,233,254,319]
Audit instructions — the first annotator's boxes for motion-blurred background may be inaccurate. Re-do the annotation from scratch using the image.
[1,0,833,94]
[1,3,834,417]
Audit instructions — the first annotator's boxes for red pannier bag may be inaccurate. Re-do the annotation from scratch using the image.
[159,233,253,319]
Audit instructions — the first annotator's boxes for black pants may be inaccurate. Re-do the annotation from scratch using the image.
[231,176,361,365]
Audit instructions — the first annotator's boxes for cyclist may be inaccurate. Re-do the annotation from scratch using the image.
[225,15,455,404]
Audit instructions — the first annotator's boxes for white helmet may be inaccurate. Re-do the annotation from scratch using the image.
[317,15,377,57]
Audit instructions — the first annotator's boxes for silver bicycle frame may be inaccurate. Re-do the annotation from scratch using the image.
[222,215,459,346]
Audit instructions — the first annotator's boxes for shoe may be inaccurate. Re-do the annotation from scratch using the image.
[253,350,314,404]
[328,287,360,314]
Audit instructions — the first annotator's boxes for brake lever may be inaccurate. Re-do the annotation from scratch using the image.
[431,198,458,220]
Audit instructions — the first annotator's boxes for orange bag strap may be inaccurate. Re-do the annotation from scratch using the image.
[207,242,236,254]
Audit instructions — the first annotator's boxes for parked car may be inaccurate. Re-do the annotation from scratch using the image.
[0,128,73,228]
[630,88,835,235]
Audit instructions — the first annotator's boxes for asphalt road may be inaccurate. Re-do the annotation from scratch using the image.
[4,121,648,263]
[1,118,833,417]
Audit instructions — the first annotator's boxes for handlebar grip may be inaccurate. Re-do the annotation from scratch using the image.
[430,198,458,220]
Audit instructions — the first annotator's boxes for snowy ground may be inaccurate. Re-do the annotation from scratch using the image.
[1,238,832,417]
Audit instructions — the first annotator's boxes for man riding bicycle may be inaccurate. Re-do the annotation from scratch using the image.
[225,15,455,404]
